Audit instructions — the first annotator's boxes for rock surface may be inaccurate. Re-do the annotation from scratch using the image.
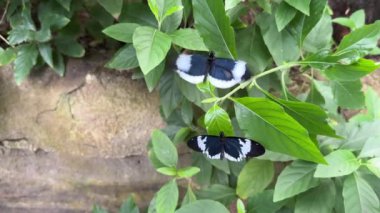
[0,53,167,212]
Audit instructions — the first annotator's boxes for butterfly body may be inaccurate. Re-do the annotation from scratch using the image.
[187,132,265,161]
[175,54,251,89]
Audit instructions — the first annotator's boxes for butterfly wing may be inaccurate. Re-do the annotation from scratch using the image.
[187,135,223,159]
[208,58,251,89]
[176,54,208,84]
[223,137,265,161]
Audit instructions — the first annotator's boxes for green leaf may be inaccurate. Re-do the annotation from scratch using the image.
[325,58,380,81]
[148,149,166,169]
[225,0,241,11]
[144,61,165,92]
[120,196,140,213]
[207,158,230,174]
[151,130,178,167]
[156,180,179,213]
[205,105,234,136]
[306,80,325,106]
[133,26,171,75]
[359,137,380,158]
[102,23,140,43]
[275,1,297,31]
[196,184,236,206]
[192,0,237,59]
[237,159,274,199]
[54,37,85,58]
[284,0,311,15]
[14,43,39,85]
[301,0,327,41]
[333,18,356,30]
[367,158,380,178]
[177,167,200,178]
[247,190,286,213]
[176,200,229,213]
[181,185,196,206]
[97,0,123,18]
[8,28,35,45]
[0,48,16,66]
[314,150,360,178]
[274,160,319,202]
[52,52,65,77]
[119,3,157,27]
[350,9,365,29]
[336,21,380,54]
[343,173,380,213]
[256,0,272,14]
[201,97,218,104]
[55,0,72,11]
[257,13,299,65]
[237,199,246,213]
[92,205,108,213]
[106,45,139,70]
[170,28,209,51]
[332,80,365,109]
[159,73,183,118]
[294,180,336,213]
[234,97,325,163]
[173,127,191,145]
[236,25,271,73]
[160,0,183,33]
[303,11,332,53]
[192,154,212,186]
[38,43,54,68]
[177,77,212,111]
[157,167,177,176]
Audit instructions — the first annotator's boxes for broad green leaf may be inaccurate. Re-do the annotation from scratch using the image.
[176,200,229,213]
[205,105,234,136]
[237,159,274,199]
[294,180,336,213]
[301,0,327,41]
[234,97,325,163]
[207,158,230,174]
[181,185,196,206]
[156,180,179,213]
[170,28,208,51]
[192,0,237,59]
[225,0,241,11]
[148,149,166,169]
[258,150,295,162]
[119,3,157,27]
[38,1,70,30]
[325,58,380,81]
[274,98,336,137]
[14,43,38,85]
[52,52,65,77]
[157,167,177,176]
[133,26,171,75]
[0,48,16,66]
[173,127,191,145]
[247,190,286,213]
[306,80,325,106]
[350,9,365,29]
[92,205,107,213]
[236,25,271,73]
[257,13,299,65]
[367,158,380,178]
[97,0,123,18]
[256,0,272,14]
[151,130,178,167]
[196,184,236,206]
[359,137,380,158]
[38,43,54,68]
[275,1,297,31]
[177,77,212,111]
[333,18,356,30]
[336,21,380,54]
[54,37,85,58]
[332,80,365,109]
[343,174,380,213]
[274,160,319,202]
[8,28,35,45]
[210,169,229,185]
[106,45,139,70]
[237,199,246,213]
[314,150,360,178]
[144,61,165,92]
[160,0,183,33]
[192,153,212,186]
[120,196,140,213]
[159,73,183,118]
[177,167,200,178]
[55,0,72,11]
[284,0,311,15]
[303,11,332,53]
[102,23,140,43]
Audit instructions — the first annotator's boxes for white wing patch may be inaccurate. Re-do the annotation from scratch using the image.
[208,76,239,88]
[197,136,207,152]
[224,152,243,162]
[176,54,192,72]
[207,153,221,159]
[176,70,205,84]
[239,139,252,156]
[231,61,247,81]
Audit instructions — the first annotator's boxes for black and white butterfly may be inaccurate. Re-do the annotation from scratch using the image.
[187,132,265,161]
[175,53,251,89]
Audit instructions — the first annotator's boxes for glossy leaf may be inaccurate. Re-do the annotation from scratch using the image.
[367,158,380,178]
[237,159,274,199]
[294,180,336,213]
[237,199,246,213]
[196,184,236,206]
[119,3,157,27]
[303,11,332,53]
[234,97,325,163]
[97,0,123,18]
[133,26,171,75]
[192,0,237,59]
[157,167,177,176]
[156,180,179,213]
[14,43,38,85]
[151,130,178,167]
[332,80,365,109]
[176,200,229,213]
[343,174,380,213]
[205,105,234,136]
[285,0,311,15]
[102,23,140,43]
[275,1,297,31]
[170,28,209,51]
[325,58,380,81]
[274,160,319,201]
[106,45,139,70]
[314,150,360,178]
[177,167,200,178]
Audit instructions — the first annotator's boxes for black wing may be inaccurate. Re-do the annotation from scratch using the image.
[175,54,208,84]
[223,137,265,162]
[187,135,223,160]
